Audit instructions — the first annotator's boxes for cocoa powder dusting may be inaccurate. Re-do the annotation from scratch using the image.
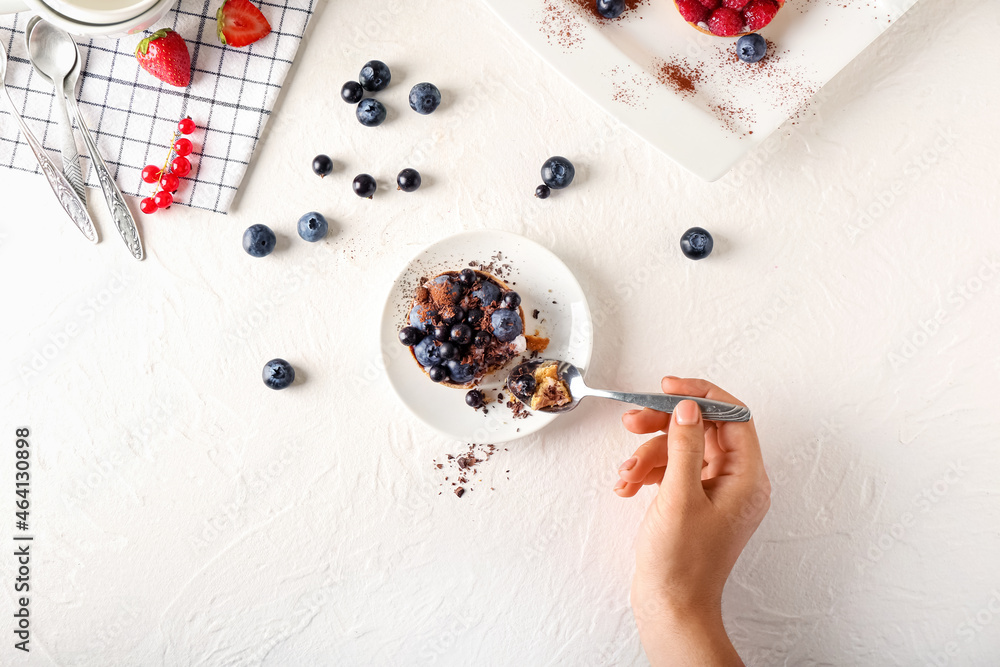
[653,57,702,97]
[538,0,648,51]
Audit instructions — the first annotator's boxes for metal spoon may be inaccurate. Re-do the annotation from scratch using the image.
[0,39,98,243]
[25,16,87,205]
[60,27,144,259]
[506,359,752,422]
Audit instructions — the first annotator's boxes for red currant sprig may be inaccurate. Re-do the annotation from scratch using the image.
[139,117,197,214]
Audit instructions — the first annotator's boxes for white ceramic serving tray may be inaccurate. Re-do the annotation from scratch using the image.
[484,0,920,180]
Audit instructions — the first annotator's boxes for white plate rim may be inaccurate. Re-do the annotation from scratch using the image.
[379,229,594,444]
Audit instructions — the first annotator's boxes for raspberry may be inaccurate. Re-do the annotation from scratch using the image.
[722,0,749,8]
[697,0,720,8]
[743,0,779,31]
[676,0,709,22]
[707,7,743,35]
[676,0,709,23]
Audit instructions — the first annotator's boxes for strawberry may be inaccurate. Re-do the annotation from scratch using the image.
[135,29,191,88]
[743,0,779,31]
[217,0,271,48]
[707,7,743,35]
[676,0,709,23]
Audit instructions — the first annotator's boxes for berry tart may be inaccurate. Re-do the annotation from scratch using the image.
[398,269,533,389]
[674,0,783,37]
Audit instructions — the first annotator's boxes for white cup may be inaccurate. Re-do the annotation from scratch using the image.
[0,0,176,37]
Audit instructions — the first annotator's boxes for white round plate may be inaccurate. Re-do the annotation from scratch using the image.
[380,230,593,443]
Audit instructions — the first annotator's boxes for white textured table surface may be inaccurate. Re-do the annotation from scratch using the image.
[2,0,999,664]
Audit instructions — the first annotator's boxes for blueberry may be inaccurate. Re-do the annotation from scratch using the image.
[503,292,521,309]
[353,173,377,198]
[450,324,473,345]
[398,326,423,346]
[473,331,491,348]
[737,33,767,64]
[312,154,333,178]
[430,275,463,302]
[262,358,294,390]
[596,0,625,19]
[541,156,575,189]
[242,224,276,257]
[432,325,451,342]
[491,308,523,342]
[471,280,501,307]
[465,389,485,408]
[465,308,483,326]
[510,372,536,399]
[441,306,465,325]
[397,168,421,192]
[409,303,436,331]
[680,227,714,260]
[356,99,387,127]
[359,60,391,92]
[408,82,441,115]
[297,211,328,242]
[414,337,443,367]
[535,184,551,199]
[439,342,460,361]
[459,268,476,286]
[428,364,448,383]
[341,81,363,104]
[447,360,475,385]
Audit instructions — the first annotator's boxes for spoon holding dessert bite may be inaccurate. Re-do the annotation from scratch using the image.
[506,359,751,422]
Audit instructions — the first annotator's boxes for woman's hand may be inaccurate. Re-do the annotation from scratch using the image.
[615,377,770,667]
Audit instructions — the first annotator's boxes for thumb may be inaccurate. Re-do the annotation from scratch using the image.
[662,400,706,496]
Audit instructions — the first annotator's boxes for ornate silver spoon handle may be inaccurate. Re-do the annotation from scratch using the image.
[586,389,752,422]
[52,83,86,204]
[65,82,143,259]
[1,90,98,243]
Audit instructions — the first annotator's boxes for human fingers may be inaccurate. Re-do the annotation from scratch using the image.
[613,478,644,498]
[661,400,708,497]
[618,434,669,484]
[621,408,671,435]
[660,377,762,462]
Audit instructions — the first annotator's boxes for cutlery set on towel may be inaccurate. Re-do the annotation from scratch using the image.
[0,17,143,259]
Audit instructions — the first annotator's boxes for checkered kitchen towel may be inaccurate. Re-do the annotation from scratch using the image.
[0,0,314,214]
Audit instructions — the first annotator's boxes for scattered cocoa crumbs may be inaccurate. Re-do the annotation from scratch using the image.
[532,309,540,319]
[507,398,530,420]
[434,443,503,498]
